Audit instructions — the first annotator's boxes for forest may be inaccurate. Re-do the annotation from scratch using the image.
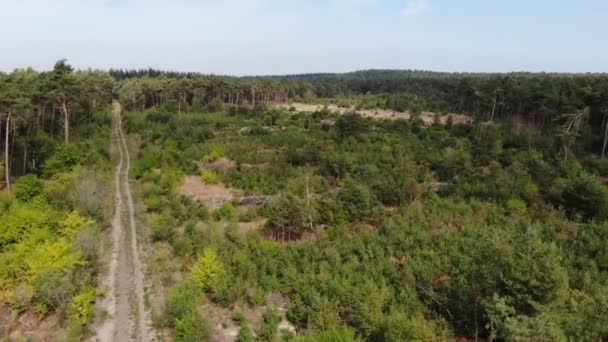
[1,61,608,341]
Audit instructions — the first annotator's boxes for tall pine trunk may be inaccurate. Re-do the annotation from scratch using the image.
[62,101,69,143]
[5,112,11,194]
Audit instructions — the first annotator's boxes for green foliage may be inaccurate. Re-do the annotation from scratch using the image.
[13,174,43,202]
[561,171,608,220]
[233,311,256,342]
[258,307,281,342]
[337,178,374,221]
[191,248,223,291]
[295,327,361,342]
[31,269,75,315]
[213,202,235,221]
[123,82,608,341]
[44,144,84,175]
[66,288,95,324]
[59,211,94,238]
[506,198,527,216]
[382,313,439,342]
[335,114,370,142]
[0,202,58,247]
[266,192,309,239]
[174,309,210,342]
[201,169,220,184]
[165,281,201,327]
[151,214,176,243]
[203,149,224,163]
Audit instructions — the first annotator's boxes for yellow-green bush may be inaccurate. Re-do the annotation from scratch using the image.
[201,170,220,184]
[0,203,59,247]
[59,211,94,238]
[67,289,95,324]
[191,248,223,291]
[202,149,223,163]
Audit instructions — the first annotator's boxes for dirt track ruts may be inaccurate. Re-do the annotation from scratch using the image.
[95,102,154,342]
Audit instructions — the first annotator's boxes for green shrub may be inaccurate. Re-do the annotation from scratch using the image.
[144,194,163,212]
[298,327,361,342]
[32,269,76,316]
[0,203,57,246]
[203,149,223,163]
[192,248,223,291]
[66,288,95,324]
[257,307,281,342]
[152,215,176,243]
[337,178,375,221]
[201,170,220,184]
[9,296,26,314]
[562,172,608,220]
[213,202,235,221]
[238,321,255,342]
[382,313,438,342]
[14,174,43,202]
[165,281,201,327]
[175,309,210,342]
[506,198,527,216]
[44,144,83,175]
[266,192,309,239]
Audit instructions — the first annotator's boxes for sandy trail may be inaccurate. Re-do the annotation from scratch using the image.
[94,102,155,342]
[276,103,472,125]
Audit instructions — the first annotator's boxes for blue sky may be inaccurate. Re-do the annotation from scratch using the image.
[0,0,606,74]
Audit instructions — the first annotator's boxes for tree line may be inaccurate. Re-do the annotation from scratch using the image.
[3,61,608,192]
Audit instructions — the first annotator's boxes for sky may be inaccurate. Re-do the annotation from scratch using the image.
[0,0,607,75]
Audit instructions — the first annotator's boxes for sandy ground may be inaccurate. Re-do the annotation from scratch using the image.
[180,176,235,211]
[276,103,472,125]
[93,102,155,342]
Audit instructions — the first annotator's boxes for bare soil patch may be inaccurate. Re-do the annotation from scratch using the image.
[179,176,235,211]
[276,103,472,125]
[204,158,237,171]
[3,310,64,341]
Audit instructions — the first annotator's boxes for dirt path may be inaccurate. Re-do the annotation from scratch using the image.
[94,102,155,342]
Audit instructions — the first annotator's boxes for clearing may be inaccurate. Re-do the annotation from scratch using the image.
[276,102,472,125]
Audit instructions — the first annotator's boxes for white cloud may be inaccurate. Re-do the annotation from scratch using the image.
[401,0,428,17]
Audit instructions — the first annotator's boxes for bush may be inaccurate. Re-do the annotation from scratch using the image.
[337,178,375,221]
[213,202,235,221]
[257,307,281,342]
[0,203,57,247]
[144,194,163,212]
[562,172,608,220]
[165,281,201,327]
[192,248,223,291]
[14,174,43,202]
[201,170,220,184]
[32,269,75,316]
[175,309,210,342]
[299,327,361,342]
[506,198,527,216]
[44,144,83,175]
[69,168,106,219]
[203,149,223,163]
[152,215,176,243]
[382,313,438,342]
[266,192,309,239]
[66,288,95,324]
[234,312,255,342]
[59,211,94,238]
